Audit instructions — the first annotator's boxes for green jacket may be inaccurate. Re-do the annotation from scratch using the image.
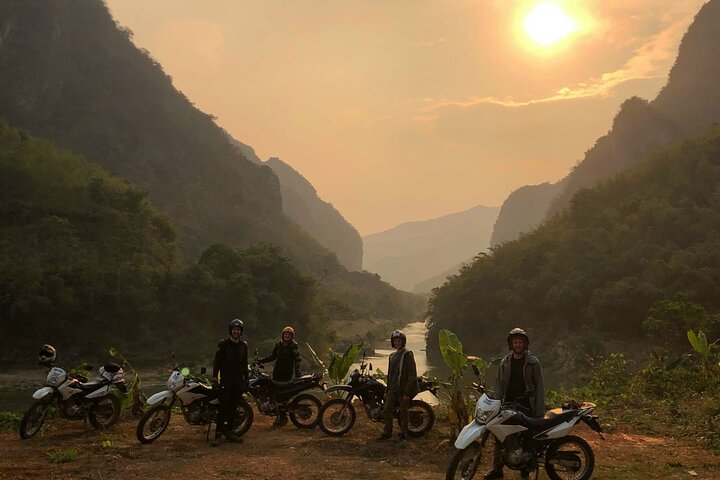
[386,349,419,398]
[496,350,545,417]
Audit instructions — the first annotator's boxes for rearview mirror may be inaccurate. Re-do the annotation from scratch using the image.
[369,363,373,371]
[200,367,207,374]
[471,364,480,376]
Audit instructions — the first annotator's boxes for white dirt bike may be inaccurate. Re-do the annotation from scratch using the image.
[136,366,253,443]
[446,365,603,480]
[19,364,126,439]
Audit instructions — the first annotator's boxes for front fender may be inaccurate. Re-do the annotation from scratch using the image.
[32,386,54,400]
[147,390,175,406]
[454,421,486,449]
[324,385,353,396]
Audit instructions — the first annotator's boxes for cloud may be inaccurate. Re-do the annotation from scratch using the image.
[413,2,700,122]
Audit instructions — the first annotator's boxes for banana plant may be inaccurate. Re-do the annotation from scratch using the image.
[439,329,489,436]
[306,341,364,385]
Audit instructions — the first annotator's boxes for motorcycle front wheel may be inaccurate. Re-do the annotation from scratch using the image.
[19,397,53,439]
[545,435,595,480]
[318,398,356,436]
[136,404,171,444]
[405,399,435,437]
[446,434,492,480]
[288,393,322,429]
[231,396,254,437]
[89,395,121,429]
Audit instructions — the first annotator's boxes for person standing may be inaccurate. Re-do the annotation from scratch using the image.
[259,326,302,425]
[211,318,249,447]
[484,327,545,480]
[378,330,418,442]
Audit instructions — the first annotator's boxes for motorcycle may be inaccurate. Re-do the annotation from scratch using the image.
[446,365,603,480]
[318,356,437,437]
[245,352,325,428]
[19,363,126,439]
[135,366,253,443]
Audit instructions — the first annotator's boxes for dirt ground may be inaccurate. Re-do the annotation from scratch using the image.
[2,407,720,480]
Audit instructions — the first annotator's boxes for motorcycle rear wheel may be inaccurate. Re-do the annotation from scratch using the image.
[89,395,121,429]
[545,435,595,480]
[318,398,356,436]
[405,399,435,437]
[231,396,254,437]
[19,397,53,439]
[445,434,492,480]
[288,393,322,429]
[136,404,171,444]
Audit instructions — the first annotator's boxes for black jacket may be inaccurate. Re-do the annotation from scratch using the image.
[213,338,249,387]
[259,340,301,381]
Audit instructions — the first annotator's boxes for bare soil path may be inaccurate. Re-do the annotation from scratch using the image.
[1,410,719,479]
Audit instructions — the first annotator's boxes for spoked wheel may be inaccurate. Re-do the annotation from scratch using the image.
[89,395,121,429]
[545,435,595,480]
[288,394,322,429]
[19,397,53,439]
[405,399,435,437]
[446,434,492,480]
[136,404,171,444]
[231,396,254,437]
[318,398,356,436]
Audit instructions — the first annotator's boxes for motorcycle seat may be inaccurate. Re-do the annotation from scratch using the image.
[512,410,577,431]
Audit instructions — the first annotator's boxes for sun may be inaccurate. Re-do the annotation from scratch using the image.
[523,2,577,47]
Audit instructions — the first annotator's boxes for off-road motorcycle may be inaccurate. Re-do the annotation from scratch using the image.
[446,365,603,480]
[318,356,437,437]
[19,363,126,439]
[135,366,253,443]
[245,352,325,428]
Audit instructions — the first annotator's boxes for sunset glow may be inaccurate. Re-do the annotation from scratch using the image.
[523,2,577,47]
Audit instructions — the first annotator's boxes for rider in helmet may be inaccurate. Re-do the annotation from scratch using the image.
[259,326,302,426]
[38,344,57,369]
[377,330,418,442]
[485,327,545,480]
[211,318,249,447]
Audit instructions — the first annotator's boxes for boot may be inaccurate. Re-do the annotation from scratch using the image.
[483,470,503,480]
[209,434,223,447]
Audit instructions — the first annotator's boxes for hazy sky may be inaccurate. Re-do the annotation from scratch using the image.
[106,0,706,235]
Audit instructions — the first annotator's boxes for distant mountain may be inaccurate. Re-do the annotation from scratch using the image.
[0,0,339,275]
[489,181,565,247]
[363,205,500,291]
[490,0,720,243]
[227,137,362,270]
[265,157,362,270]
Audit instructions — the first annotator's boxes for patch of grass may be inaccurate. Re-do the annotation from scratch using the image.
[0,411,22,432]
[47,447,80,464]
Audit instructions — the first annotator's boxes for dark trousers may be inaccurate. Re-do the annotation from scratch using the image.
[383,391,409,436]
[215,383,244,436]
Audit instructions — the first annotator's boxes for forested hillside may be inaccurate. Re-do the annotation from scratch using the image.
[490,0,720,245]
[427,127,720,375]
[0,122,423,364]
[0,0,340,275]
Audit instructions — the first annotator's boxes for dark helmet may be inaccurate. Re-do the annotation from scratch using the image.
[390,330,407,348]
[281,326,295,338]
[228,318,244,335]
[38,344,57,367]
[507,327,529,350]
